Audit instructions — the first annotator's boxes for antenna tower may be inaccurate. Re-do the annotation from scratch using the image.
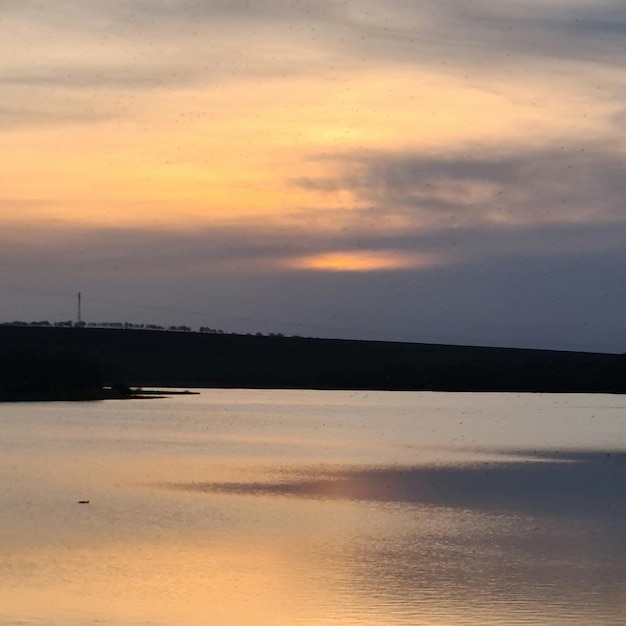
[77,292,82,325]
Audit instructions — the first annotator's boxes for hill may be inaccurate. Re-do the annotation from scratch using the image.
[1,325,625,394]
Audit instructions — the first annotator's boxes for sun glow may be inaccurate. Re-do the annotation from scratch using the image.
[290,250,439,272]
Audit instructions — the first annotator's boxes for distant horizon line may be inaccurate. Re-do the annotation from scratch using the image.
[0,319,268,335]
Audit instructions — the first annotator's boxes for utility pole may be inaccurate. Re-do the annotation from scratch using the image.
[77,292,82,325]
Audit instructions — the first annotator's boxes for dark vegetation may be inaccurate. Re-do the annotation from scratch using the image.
[1,325,625,398]
[0,349,105,401]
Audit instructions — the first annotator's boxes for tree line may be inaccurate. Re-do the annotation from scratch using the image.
[0,321,290,337]
[0,320,224,333]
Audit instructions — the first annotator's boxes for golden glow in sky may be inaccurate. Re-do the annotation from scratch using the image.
[291,250,440,272]
[2,1,626,349]
[2,13,621,235]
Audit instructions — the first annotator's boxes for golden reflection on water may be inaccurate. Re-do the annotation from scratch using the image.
[1,391,626,625]
[3,492,623,626]
[3,539,308,625]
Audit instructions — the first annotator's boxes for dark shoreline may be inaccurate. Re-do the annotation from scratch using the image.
[0,387,199,403]
[1,325,625,395]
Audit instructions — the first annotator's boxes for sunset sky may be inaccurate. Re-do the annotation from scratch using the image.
[2,0,626,351]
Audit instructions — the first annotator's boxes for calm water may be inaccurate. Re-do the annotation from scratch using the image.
[1,390,625,625]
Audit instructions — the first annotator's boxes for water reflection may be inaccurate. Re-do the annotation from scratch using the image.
[2,392,626,625]
[157,450,626,624]
[164,449,626,517]
[158,449,626,624]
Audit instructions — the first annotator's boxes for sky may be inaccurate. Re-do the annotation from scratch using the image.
[2,0,626,352]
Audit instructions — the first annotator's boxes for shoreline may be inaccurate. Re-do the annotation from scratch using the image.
[0,387,200,403]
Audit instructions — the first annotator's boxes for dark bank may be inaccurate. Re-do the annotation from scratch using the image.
[1,325,625,400]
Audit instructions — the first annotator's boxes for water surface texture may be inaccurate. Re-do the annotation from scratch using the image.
[1,390,625,625]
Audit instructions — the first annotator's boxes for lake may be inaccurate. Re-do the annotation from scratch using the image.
[1,390,625,625]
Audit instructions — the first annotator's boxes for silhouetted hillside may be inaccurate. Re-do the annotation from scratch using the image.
[1,325,625,393]
[0,348,106,401]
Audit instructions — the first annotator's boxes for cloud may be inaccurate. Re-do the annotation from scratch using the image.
[3,0,626,93]
[0,1,348,90]
[2,0,625,138]
[2,216,626,350]
[338,0,626,71]
[5,126,626,280]
[3,202,626,283]
[0,100,117,130]
[293,141,626,237]
[1,1,626,350]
